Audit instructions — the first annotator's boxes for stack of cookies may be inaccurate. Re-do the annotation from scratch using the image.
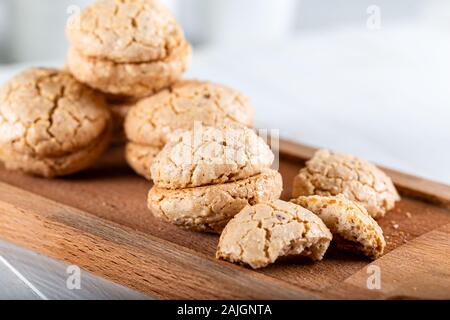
[0,0,195,177]
[124,80,255,179]
[66,0,191,99]
[65,0,192,145]
[147,125,283,233]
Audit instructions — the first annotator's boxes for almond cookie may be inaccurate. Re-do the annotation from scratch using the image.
[0,68,112,177]
[292,149,400,219]
[66,0,191,98]
[151,126,274,189]
[147,169,283,233]
[216,200,332,269]
[125,80,255,179]
[291,195,385,259]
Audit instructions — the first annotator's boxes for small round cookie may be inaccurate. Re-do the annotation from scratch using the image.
[125,80,255,179]
[292,149,400,219]
[67,0,186,63]
[126,143,161,180]
[147,169,283,233]
[125,80,255,149]
[66,0,191,98]
[0,68,112,177]
[291,195,385,259]
[216,200,332,269]
[151,126,274,189]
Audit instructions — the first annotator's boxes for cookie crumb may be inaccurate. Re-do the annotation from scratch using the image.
[405,211,412,218]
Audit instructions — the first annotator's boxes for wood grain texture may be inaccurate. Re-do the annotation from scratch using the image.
[0,182,318,299]
[341,223,450,299]
[0,141,449,299]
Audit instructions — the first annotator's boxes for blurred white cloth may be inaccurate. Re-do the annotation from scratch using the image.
[1,24,449,184]
[187,24,450,185]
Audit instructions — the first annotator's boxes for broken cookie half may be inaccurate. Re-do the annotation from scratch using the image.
[216,200,332,269]
[291,195,386,259]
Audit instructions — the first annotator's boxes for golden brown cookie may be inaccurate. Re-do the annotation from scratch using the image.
[66,0,191,98]
[67,0,186,64]
[291,195,385,259]
[125,80,255,179]
[125,80,255,148]
[0,68,112,177]
[151,126,274,189]
[292,149,400,219]
[147,169,283,233]
[216,200,332,269]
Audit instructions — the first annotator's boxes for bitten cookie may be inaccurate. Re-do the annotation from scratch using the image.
[291,195,385,259]
[147,169,283,233]
[151,126,274,189]
[216,200,332,269]
[292,149,400,219]
[66,0,191,98]
[125,80,255,179]
[0,68,112,177]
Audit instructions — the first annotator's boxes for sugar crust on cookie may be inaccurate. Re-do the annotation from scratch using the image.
[292,149,400,219]
[125,80,255,148]
[151,126,274,189]
[67,0,186,63]
[0,68,112,177]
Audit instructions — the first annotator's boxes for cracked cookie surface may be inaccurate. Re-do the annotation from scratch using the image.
[66,0,191,98]
[151,126,274,189]
[291,195,385,259]
[292,149,400,219]
[67,0,186,63]
[0,68,112,177]
[216,200,332,269]
[125,80,255,149]
[147,169,283,233]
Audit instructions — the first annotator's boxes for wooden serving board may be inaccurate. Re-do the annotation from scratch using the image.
[0,140,449,300]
